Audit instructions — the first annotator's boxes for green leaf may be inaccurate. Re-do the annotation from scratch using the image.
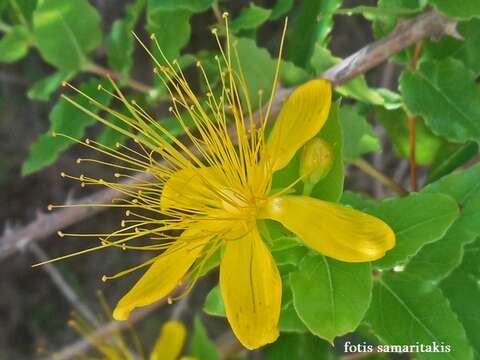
[372,0,427,33]
[405,164,480,282]
[424,19,480,76]
[441,239,480,357]
[427,142,478,183]
[27,70,74,101]
[310,101,344,202]
[364,193,459,270]
[203,285,224,317]
[428,0,480,19]
[340,105,380,161]
[0,25,30,62]
[230,4,271,33]
[366,272,474,360]
[6,0,37,23]
[340,190,378,210]
[423,164,480,238]
[270,0,294,20]
[278,277,308,333]
[285,0,341,67]
[272,244,308,268]
[336,77,387,107]
[33,0,102,71]
[266,333,334,360]
[280,60,310,87]
[189,316,220,360]
[146,8,191,64]
[106,0,146,78]
[290,254,372,342]
[22,78,112,175]
[376,108,443,165]
[232,37,276,109]
[147,0,213,12]
[400,58,480,144]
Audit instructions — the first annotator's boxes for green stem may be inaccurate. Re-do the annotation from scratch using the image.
[302,181,314,196]
[9,0,29,28]
[257,220,273,246]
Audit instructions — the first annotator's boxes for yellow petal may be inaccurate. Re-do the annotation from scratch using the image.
[113,229,206,320]
[220,227,281,350]
[161,167,223,212]
[150,320,187,360]
[260,196,395,262]
[264,79,332,172]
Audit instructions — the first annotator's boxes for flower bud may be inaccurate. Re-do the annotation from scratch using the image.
[300,137,334,186]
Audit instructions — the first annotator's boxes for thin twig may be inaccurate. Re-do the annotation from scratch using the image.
[87,63,154,94]
[322,10,453,85]
[0,9,454,261]
[216,331,245,359]
[169,292,191,321]
[211,0,223,25]
[45,290,180,360]
[353,158,409,197]
[29,243,99,327]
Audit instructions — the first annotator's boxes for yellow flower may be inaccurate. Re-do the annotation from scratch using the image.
[49,15,395,351]
[68,316,193,360]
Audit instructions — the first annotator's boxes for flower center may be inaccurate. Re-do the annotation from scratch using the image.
[220,188,266,222]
